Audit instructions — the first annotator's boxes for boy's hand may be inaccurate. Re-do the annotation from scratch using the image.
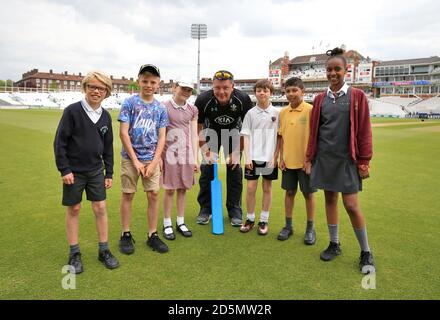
[193,163,200,173]
[268,158,277,169]
[134,160,146,176]
[358,164,370,179]
[304,161,312,175]
[279,159,286,171]
[62,173,75,185]
[104,179,113,189]
[144,161,157,178]
[245,162,253,170]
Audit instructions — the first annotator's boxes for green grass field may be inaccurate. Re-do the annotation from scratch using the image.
[0,109,439,300]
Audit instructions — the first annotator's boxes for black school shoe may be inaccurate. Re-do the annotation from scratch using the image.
[359,251,376,274]
[320,242,342,261]
[304,229,317,245]
[98,250,120,269]
[146,232,169,253]
[68,252,84,274]
[163,225,176,241]
[277,227,293,241]
[176,223,192,237]
[119,232,135,255]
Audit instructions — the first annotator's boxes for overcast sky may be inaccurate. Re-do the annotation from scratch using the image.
[1,0,439,82]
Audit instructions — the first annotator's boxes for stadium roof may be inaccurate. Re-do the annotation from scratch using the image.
[290,53,328,65]
[378,56,440,67]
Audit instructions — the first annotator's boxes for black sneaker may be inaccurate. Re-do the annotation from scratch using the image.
[146,232,169,253]
[119,232,135,255]
[359,251,376,274]
[67,252,84,274]
[277,227,293,241]
[98,250,120,269]
[320,242,342,261]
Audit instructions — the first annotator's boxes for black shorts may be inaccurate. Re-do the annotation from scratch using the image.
[244,161,278,181]
[62,170,106,206]
[281,168,316,195]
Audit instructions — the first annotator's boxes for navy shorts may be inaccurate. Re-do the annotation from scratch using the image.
[244,160,278,181]
[281,168,316,195]
[62,170,106,206]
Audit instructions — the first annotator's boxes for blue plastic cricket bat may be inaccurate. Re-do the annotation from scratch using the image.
[211,162,224,235]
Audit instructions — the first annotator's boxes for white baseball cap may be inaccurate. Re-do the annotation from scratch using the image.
[177,81,195,90]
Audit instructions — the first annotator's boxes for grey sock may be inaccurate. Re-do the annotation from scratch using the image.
[70,244,80,255]
[354,227,370,252]
[306,220,314,232]
[328,224,339,243]
[285,217,293,230]
[98,242,109,252]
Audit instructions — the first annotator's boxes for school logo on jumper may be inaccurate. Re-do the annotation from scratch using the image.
[230,104,237,112]
[214,115,234,126]
[100,126,108,136]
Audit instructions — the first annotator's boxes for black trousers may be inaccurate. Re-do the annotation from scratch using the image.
[197,163,243,219]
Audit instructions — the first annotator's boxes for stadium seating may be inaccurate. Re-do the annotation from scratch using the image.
[368,99,407,117]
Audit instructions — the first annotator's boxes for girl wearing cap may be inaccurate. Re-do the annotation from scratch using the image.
[161,81,198,240]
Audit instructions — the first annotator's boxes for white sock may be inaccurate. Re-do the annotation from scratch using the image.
[164,218,173,235]
[247,213,255,222]
[260,211,269,223]
[164,218,172,227]
[177,216,188,232]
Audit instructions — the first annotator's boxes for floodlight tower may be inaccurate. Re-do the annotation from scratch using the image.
[191,24,207,95]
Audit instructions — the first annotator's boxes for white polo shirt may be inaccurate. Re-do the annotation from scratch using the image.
[240,104,279,162]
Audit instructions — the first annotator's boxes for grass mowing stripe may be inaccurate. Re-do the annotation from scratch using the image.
[0,110,439,299]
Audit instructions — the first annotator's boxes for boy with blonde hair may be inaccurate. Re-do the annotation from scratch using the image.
[54,71,119,274]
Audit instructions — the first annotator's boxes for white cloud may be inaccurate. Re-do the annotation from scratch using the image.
[0,0,439,82]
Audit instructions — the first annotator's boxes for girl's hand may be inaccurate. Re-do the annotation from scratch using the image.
[303,161,312,175]
[358,164,370,179]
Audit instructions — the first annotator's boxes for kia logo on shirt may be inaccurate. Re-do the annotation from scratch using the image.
[214,115,234,125]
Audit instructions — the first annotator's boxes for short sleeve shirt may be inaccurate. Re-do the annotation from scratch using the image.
[118,94,169,161]
[240,105,279,162]
[278,101,312,169]
[196,89,253,133]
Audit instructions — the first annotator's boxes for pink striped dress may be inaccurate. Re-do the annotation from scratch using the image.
[161,99,198,190]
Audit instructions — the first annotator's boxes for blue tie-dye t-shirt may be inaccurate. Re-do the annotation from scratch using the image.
[118,94,169,161]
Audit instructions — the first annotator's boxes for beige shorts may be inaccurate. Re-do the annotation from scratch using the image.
[120,158,160,193]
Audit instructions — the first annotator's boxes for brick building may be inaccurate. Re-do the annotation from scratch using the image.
[15,69,134,92]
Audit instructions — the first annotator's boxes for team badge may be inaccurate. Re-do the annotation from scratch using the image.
[230,104,237,112]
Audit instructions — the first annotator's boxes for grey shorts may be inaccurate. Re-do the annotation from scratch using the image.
[62,170,106,206]
[281,168,316,195]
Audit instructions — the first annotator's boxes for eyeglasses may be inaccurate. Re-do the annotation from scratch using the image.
[87,84,107,93]
[213,71,234,81]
